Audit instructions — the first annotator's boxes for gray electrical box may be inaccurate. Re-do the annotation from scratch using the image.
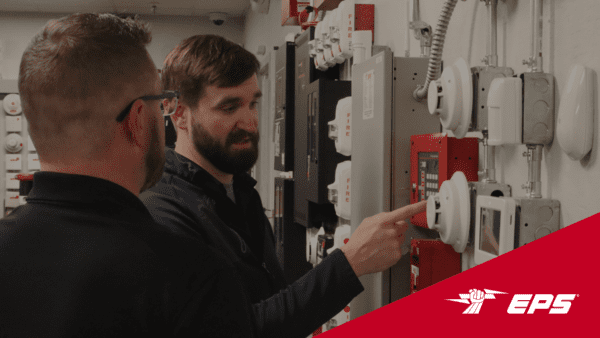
[521,72,555,145]
[350,51,441,318]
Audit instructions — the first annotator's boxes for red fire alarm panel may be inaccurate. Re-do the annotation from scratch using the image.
[410,133,479,228]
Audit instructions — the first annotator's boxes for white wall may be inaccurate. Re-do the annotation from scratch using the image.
[244,0,600,231]
[0,11,246,78]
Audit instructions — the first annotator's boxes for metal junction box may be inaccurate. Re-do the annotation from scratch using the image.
[521,72,555,145]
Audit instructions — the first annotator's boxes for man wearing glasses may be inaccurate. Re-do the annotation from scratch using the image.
[0,14,255,337]
[141,35,427,338]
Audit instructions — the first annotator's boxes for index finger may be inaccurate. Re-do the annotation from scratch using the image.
[383,200,427,223]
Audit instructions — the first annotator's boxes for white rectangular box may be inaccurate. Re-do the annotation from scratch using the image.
[6,173,20,190]
[5,154,22,170]
[28,153,40,171]
[28,135,36,152]
[5,116,22,132]
[5,191,20,208]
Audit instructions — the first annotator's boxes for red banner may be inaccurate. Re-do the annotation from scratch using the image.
[323,212,600,337]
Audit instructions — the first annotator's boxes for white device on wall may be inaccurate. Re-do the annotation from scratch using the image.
[427,58,473,139]
[314,22,329,71]
[330,8,345,64]
[5,133,23,153]
[474,195,516,265]
[328,96,352,156]
[322,15,337,67]
[487,77,523,145]
[351,31,372,66]
[338,0,355,60]
[3,94,21,115]
[306,227,321,266]
[327,161,352,220]
[557,64,595,161]
[426,171,470,253]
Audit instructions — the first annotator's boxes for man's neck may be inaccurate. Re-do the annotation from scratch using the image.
[40,158,142,196]
[174,143,233,185]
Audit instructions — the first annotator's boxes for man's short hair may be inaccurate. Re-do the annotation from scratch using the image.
[162,35,261,109]
[18,13,154,158]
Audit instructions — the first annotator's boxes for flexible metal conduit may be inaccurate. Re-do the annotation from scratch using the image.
[413,0,459,101]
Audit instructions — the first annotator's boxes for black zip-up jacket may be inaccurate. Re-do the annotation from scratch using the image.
[0,172,256,337]
[141,149,364,338]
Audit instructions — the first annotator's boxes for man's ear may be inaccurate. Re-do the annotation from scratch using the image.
[122,101,149,148]
[171,104,188,131]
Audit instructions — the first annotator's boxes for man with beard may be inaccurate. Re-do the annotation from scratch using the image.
[141,35,426,338]
[0,14,256,337]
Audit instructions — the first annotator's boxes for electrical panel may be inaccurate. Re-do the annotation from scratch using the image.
[350,52,443,317]
[410,239,461,294]
[274,42,296,171]
[274,177,312,283]
[294,79,350,228]
[410,134,479,228]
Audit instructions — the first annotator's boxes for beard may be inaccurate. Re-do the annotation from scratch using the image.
[191,121,259,175]
[140,116,166,192]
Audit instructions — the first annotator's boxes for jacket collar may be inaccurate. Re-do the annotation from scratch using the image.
[163,148,257,193]
[27,171,152,219]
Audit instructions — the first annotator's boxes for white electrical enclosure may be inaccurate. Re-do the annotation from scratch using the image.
[474,196,517,265]
[557,64,595,161]
[427,58,473,139]
[487,77,523,145]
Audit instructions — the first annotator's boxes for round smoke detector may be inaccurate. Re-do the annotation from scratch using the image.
[426,171,470,253]
[427,58,473,139]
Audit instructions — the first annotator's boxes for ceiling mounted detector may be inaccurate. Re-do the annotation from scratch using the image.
[426,171,470,253]
[427,58,473,139]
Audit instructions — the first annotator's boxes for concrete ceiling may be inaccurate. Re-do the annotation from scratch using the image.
[0,0,251,17]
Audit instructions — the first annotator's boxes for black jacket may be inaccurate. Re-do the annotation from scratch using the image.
[0,172,256,337]
[141,149,364,338]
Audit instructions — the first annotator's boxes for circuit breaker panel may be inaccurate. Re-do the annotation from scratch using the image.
[274,42,296,171]
[274,177,312,283]
[294,79,350,228]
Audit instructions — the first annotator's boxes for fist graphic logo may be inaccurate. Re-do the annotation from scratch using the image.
[447,289,507,314]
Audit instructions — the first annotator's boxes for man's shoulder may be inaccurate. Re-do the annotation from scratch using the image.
[142,173,214,211]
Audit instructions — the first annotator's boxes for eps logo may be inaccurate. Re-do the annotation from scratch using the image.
[447,289,578,314]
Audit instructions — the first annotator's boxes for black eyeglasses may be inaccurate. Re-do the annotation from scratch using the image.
[116,90,180,122]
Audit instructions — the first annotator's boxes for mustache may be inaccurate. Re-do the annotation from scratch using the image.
[226,130,259,146]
